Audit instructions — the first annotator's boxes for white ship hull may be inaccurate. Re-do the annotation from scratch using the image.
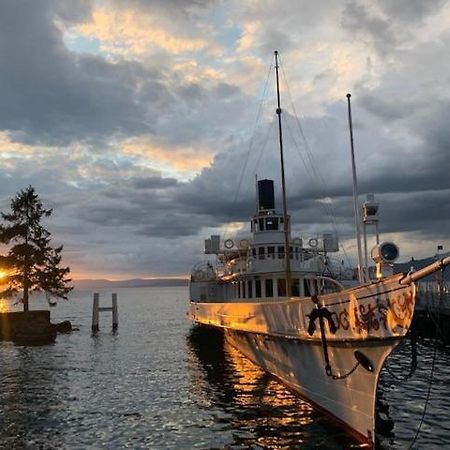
[225,329,397,445]
[189,274,416,447]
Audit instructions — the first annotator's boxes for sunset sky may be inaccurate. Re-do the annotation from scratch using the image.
[0,0,449,280]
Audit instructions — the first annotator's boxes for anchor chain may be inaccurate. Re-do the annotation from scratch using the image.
[313,295,333,376]
[307,296,361,379]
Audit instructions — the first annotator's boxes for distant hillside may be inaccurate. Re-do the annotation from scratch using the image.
[73,278,189,289]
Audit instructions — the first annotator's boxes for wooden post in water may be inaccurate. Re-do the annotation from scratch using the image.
[92,293,100,332]
[112,293,118,331]
[91,293,119,332]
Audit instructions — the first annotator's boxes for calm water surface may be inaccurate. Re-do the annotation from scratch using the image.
[0,287,449,449]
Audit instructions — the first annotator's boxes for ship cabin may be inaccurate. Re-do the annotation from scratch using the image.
[189,179,343,303]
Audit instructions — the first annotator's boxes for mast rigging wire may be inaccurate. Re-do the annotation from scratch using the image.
[278,55,351,267]
[222,60,273,241]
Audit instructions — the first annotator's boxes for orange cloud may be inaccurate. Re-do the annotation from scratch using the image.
[75,7,210,57]
[172,60,224,84]
[0,132,38,156]
[121,136,214,175]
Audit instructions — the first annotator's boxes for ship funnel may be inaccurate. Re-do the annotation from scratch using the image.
[258,179,275,211]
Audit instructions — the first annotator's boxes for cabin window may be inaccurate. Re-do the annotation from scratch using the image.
[304,280,311,297]
[247,280,253,298]
[265,279,273,297]
[258,218,265,231]
[238,282,241,298]
[295,247,299,260]
[258,247,265,260]
[268,246,275,259]
[289,246,294,259]
[252,248,256,258]
[277,279,287,296]
[292,278,300,296]
[255,279,261,298]
[242,281,246,299]
[320,279,340,294]
[266,217,278,230]
[278,246,285,259]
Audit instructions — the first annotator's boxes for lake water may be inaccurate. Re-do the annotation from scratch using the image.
[0,286,449,449]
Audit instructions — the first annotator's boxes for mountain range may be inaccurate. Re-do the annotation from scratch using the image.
[73,278,189,289]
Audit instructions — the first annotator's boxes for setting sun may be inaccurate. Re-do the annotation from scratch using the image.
[0,270,7,280]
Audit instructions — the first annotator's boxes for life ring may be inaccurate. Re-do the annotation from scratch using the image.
[224,239,234,249]
[308,238,318,248]
[293,237,302,246]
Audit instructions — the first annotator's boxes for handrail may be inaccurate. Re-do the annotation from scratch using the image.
[399,256,450,285]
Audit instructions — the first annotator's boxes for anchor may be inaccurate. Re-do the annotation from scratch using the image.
[306,303,337,336]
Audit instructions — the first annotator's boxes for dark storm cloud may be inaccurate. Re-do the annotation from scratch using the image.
[380,190,450,236]
[131,176,179,190]
[376,0,447,23]
[112,0,216,14]
[138,213,208,237]
[167,93,450,245]
[0,1,163,145]
[76,182,239,238]
[0,0,254,156]
[53,0,93,24]
[358,95,419,121]
[341,0,448,57]
[256,29,295,58]
[66,87,450,247]
[1,0,448,277]
[357,96,450,196]
[341,2,402,55]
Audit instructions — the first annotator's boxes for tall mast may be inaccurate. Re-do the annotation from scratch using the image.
[346,93,365,284]
[274,50,292,296]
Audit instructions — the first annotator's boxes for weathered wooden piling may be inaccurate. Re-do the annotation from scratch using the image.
[91,293,118,332]
[112,293,118,330]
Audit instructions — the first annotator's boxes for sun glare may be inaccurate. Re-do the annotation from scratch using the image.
[0,270,7,280]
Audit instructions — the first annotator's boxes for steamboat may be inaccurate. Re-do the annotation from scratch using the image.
[188,51,450,447]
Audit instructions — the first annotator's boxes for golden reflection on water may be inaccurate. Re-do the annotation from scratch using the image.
[0,298,10,313]
[226,341,314,428]
[185,326,346,449]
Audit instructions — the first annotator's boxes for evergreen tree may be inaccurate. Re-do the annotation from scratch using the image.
[0,186,72,311]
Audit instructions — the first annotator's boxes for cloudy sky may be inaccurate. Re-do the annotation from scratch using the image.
[0,0,449,280]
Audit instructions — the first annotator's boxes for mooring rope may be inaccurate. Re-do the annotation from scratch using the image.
[407,271,445,449]
[407,340,437,449]
[384,331,418,382]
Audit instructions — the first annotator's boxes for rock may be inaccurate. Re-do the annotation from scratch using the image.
[53,320,73,333]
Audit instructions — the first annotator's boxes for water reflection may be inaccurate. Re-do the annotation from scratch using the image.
[186,326,358,449]
[377,339,450,449]
[0,343,68,449]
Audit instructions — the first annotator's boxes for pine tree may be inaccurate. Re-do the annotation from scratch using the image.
[0,186,72,311]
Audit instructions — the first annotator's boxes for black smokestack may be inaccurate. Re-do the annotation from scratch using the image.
[258,179,275,211]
